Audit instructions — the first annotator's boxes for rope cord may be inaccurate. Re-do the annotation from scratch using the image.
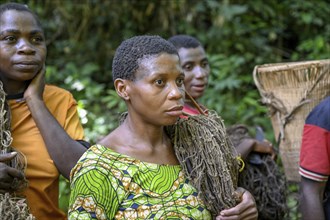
[0,81,35,219]
[167,111,240,216]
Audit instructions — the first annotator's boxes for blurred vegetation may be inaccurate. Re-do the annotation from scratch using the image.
[2,0,329,218]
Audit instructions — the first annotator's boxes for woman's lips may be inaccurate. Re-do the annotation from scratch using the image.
[166,105,183,117]
[13,61,39,71]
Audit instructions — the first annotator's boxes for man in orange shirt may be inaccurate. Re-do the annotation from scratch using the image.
[0,3,88,219]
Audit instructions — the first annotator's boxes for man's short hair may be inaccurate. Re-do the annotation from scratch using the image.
[0,2,42,27]
[168,35,202,50]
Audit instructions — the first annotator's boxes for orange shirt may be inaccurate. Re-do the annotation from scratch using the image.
[8,85,84,220]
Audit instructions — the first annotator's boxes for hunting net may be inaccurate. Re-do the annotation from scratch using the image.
[0,81,35,220]
[227,124,288,220]
[166,110,241,217]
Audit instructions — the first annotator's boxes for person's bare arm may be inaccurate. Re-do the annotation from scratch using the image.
[300,176,326,220]
[24,67,86,179]
[236,138,275,160]
[235,139,255,160]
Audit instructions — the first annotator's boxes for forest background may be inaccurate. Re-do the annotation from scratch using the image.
[2,0,329,219]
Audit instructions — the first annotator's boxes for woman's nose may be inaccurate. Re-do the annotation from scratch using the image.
[17,39,36,55]
[169,83,184,100]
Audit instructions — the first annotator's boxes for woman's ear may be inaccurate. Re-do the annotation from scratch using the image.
[114,78,130,100]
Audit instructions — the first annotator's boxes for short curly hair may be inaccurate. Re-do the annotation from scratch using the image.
[112,35,178,81]
[168,35,202,50]
[0,2,42,28]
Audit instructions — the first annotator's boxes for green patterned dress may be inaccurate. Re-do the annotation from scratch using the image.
[68,144,212,220]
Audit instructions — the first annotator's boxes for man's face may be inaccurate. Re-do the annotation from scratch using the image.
[0,10,46,93]
[178,46,210,100]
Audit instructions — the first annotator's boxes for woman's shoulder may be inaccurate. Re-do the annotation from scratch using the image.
[70,144,141,180]
[77,144,139,166]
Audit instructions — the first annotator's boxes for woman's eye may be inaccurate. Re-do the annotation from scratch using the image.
[155,79,164,85]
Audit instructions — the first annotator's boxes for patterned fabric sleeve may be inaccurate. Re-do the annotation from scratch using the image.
[68,146,129,219]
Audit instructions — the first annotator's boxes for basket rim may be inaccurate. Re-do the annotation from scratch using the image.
[255,59,330,73]
[252,59,330,92]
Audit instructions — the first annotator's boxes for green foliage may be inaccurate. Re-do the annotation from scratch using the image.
[58,176,70,213]
[201,53,274,140]
[2,0,328,217]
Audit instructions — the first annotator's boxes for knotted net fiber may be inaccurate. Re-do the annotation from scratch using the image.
[166,110,240,216]
[0,81,35,220]
[227,124,288,219]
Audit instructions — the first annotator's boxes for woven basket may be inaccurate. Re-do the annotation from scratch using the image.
[253,59,330,182]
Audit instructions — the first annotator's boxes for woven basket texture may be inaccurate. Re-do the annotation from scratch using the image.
[253,59,330,182]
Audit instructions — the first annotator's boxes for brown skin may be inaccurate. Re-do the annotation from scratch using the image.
[99,52,258,219]
[300,177,326,220]
[178,46,210,101]
[0,10,46,93]
[177,46,273,161]
[99,53,184,165]
[0,152,24,193]
[237,139,275,160]
[217,189,258,220]
[0,10,85,182]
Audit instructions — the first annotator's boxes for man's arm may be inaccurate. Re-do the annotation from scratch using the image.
[24,67,87,179]
[236,138,274,160]
[300,176,326,220]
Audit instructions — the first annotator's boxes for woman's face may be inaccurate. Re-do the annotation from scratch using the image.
[0,10,46,93]
[126,53,185,126]
[178,46,210,100]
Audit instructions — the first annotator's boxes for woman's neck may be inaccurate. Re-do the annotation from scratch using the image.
[101,118,178,165]
[123,117,168,148]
